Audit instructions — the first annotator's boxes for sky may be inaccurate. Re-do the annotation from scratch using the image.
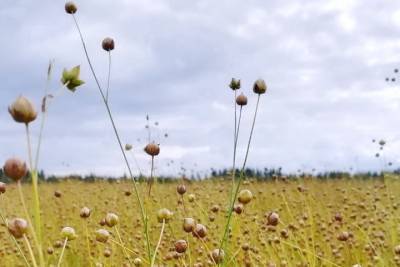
[1,0,400,177]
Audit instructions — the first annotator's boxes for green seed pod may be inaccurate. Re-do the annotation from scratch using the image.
[8,96,37,124]
[211,249,225,264]
[105,213,119,227]
[7,218,28,239]
[125,144,133,151]
[236,93,248,106]
[95,229,110,243]
[61,65,85,92]
[80,207,91,218]
[144,143,160,156]
[102,37,115,51]
[157,208,173,223]
[188,194,195,202]
[238,189,253,205]
[253,79,267,94]
[175,239,188,253]
[183,217,195,233]
[61,226,77,240]
[65,2,77,14]
[3,158,27,182]
[229,78,241,90]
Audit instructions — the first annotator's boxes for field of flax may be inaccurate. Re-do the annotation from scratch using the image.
[1,1,399,267]
[1,177,400,266]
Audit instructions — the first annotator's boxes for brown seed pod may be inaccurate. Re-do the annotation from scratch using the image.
[177,184,186,195]
[236,93,248,106]
[174,239,188,253]
[144,143,160,156]
[211,249,225,264]
[7,218,28,239]
[253,79,267,94]
[0,182,6,194]
[266,212,279,226]
[394,245,400,255]
[103,248,112,257]
[192,223,207,238]
[54,190,62,198]
[8,96,37,124]
[337,231,349,241]
[3,158,27,182]
[65,2,77,14]
[234,203,244,214]
[183,218,195,233]
[102,37,115,51]
[80,207,91,218]
[47,247,54,255]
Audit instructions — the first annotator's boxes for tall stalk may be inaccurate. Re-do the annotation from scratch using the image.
[219,94,261,264]
[70,14,152,262]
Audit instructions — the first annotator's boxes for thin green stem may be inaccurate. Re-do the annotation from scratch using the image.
[148,156,155,196]
[150,220,165,267]
[23,234,38,267]
[56,238,68,267]
[71,14,152,262]
[115,226,132,264]
[25,124,44,267]
[219,94,261,265]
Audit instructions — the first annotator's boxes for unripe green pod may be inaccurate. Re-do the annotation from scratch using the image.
[229,78,241,90]
[157,208,173,223]
[61,226,77,240]
[253,79,267,94]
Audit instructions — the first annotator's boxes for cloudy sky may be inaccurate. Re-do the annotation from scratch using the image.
[1,0,400,177]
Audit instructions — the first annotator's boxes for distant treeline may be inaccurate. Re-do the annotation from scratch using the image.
[0,167,394,183]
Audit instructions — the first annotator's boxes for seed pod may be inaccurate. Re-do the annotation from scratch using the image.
[8,96,37,124]
[183,217,195,233]
[102,37,115,51]
[7,218,28,239]
[188,194,195,202]
[337,231,349,241]
[103,249,112,257]
[234,203,243,214]
[211,205,219,213]
[54,190,62,198]
[238,189,253,205]
[174,239,188,253]
[394,245,400,255]
[133,258,142,266]
[0,182,6,194]
[105,213,119,227]
[253,79,267,94]
[229,78,241,90]
[99,218,106,226]
[211,249,225,264]
[266,212,279,226]
[157,208,173,223]
[47,247,54,255]
[125,144,133,151]
[61,226,77,240]
[236,93,248,106]
[177,184,186,195]
[95,229,110,243]
[192,223,207,238]
[65,2,77,14]
[80,207,91,218]
[144,143,160,156]
[3,158,27,182]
